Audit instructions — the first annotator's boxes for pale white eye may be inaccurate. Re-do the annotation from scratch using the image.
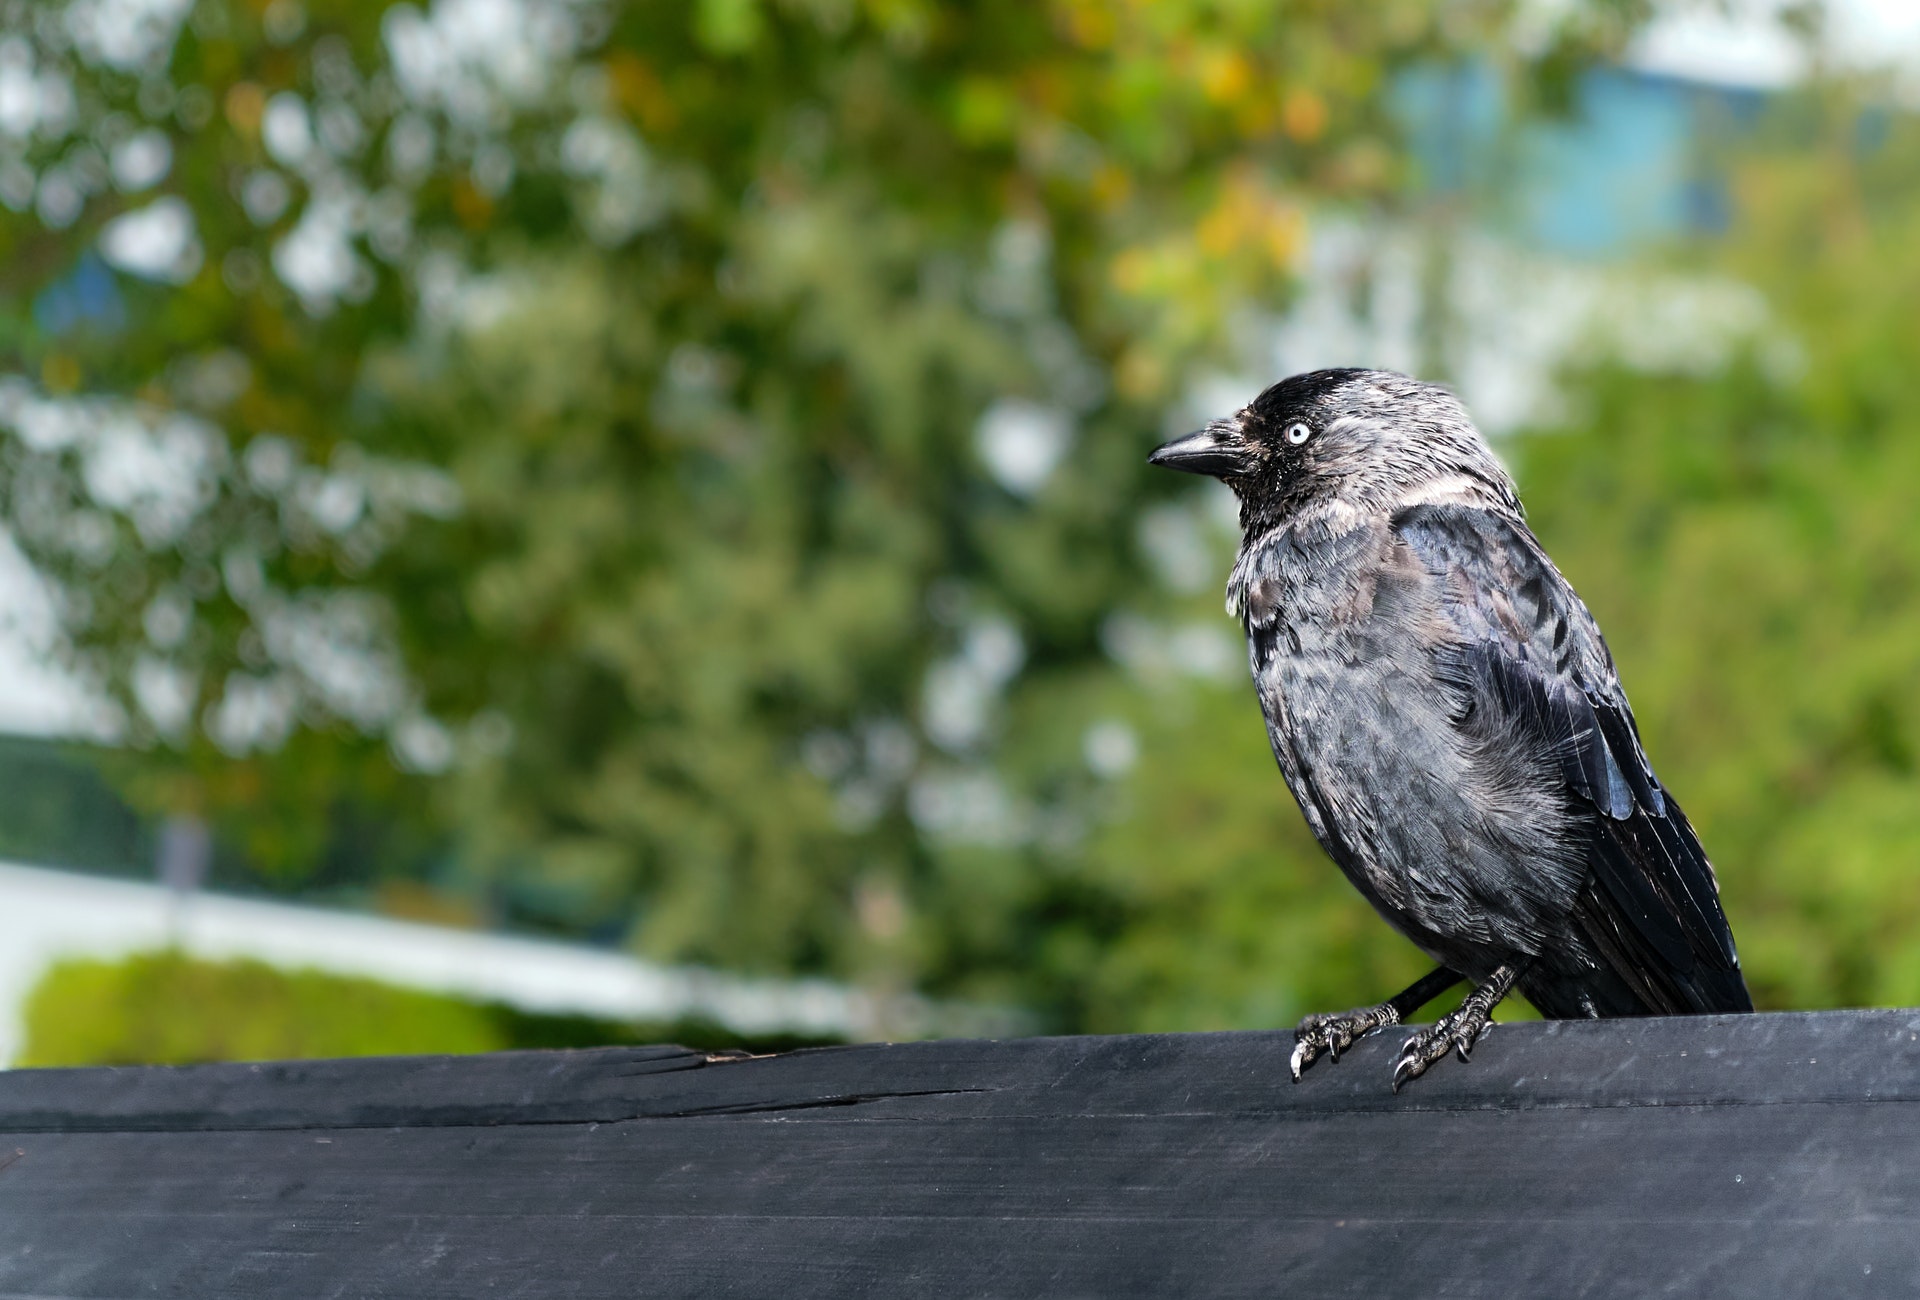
[1285,422,1312,446]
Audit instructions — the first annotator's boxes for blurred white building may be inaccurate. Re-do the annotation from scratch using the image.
[0,858,1025,1066]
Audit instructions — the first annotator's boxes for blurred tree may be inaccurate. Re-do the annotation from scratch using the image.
[0,0,1658,1031]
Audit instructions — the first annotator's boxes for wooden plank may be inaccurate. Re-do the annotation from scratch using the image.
[0,1010,1917,1297]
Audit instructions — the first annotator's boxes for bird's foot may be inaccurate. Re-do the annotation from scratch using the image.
[1389,962,1523,1092]
[1290,1002,1402,1081]
[1390,1004,1493,1092]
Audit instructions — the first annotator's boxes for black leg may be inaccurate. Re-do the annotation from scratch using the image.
[1290,966,1465,1082]
[1384,966,1469,1023]
[1390,961,1526,1093]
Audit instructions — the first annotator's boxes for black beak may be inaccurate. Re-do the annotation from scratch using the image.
[1147,419,1249,479]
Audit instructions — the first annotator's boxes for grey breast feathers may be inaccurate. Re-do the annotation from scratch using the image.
[1234,509,1592,962]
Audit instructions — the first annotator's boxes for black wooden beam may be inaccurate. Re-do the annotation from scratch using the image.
[1,1009,1917,1297]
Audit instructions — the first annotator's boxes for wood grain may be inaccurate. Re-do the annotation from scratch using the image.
[1,1010,1917,1297]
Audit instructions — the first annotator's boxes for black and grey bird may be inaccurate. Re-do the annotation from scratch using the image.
[1148,368,1751,1090]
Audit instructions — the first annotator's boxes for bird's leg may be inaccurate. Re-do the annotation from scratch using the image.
[1290,966,1464,1082]
[1390,962,1526,1093]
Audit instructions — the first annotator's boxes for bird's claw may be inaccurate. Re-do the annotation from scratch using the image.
[1390,1007,1495,1092]
[1288,1038,1312,1082]
[1289,1003,1401,1082]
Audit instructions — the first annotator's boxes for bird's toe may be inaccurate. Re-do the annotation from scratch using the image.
[1453,1018,1491,1062]
[1390,1008,1494,1091]
[1290,1004,1399,1082]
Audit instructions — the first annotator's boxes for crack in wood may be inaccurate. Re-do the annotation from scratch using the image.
[650,1087,997,1118]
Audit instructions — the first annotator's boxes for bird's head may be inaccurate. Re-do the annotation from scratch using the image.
[1148,368,1520,532]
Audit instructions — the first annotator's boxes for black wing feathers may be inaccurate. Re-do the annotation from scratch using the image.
[1454,642,1631,826]
[1592,706,1664,816]
[1395,504,1749,1016]
[1580,793,1747,1013]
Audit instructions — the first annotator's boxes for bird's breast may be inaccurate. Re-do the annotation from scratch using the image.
[1239,522,1578,953]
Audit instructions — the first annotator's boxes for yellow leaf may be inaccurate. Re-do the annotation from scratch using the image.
[1282,87,1329,143]
[223,82,266,136]
[1199,49,1253,106]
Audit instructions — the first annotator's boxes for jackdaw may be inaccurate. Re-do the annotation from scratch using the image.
[1148,368,1751,1090]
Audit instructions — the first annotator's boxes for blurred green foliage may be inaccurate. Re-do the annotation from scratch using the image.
[19,950,842,1065]
[7,0,1919,1049]
[0,736,147,873]
[23,951,503,1064]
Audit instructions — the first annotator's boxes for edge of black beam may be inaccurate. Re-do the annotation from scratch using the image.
[2,1007,1919,1133]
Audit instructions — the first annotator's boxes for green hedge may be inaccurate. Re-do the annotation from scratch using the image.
[18,951,840,1067]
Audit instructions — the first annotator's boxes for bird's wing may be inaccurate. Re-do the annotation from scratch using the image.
[1392,502,1750,1015]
